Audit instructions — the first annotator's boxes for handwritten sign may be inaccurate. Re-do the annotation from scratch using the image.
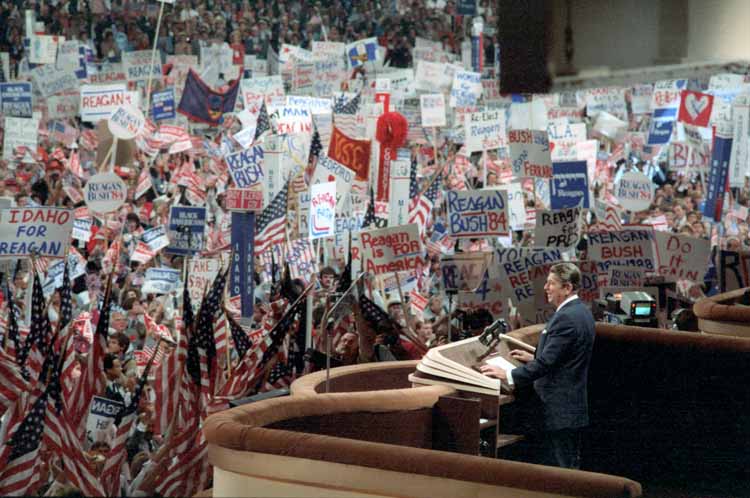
[654,232,710,283]
[108,104,145,140]
[309,182,336,240]
[449,70,482,107]
[446,189,509,237]
[226,188,263,212]
[311,155,355,212]
[420,93,446,127]
[534,206,581,248]
[587,226,657,274]
[187,258,221,310]
[548,121,586,161]
[465,109,506,152]
[509,129,552,178]
[122,50,162,82]
[440,252,492,292]
[615,171,654,212]
[360,223,424,275]
[550,161,589,209]
[84,172,127,214]
[225,145,264,188]
[0,208,73,258]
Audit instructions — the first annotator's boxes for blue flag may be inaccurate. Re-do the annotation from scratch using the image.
[177,69,240,126]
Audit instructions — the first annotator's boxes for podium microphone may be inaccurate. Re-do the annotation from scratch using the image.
[478,318,509,347]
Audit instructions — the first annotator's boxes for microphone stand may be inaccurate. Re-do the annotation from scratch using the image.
[323,271,369,393]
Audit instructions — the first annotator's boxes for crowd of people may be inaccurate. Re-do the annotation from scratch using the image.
[0,0,748,496]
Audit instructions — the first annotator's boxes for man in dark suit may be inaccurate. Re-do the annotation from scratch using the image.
[480,262,595,469]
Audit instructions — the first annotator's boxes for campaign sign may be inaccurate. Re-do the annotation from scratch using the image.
[446,189,509,238]
[167,206,207,255]
[465,109,506,153]
[449,70,482,107]
[678,90,713,127]
[615,171,654,212]
[509,129,552,178]
[86,396,124,446]
[226,188,263,212]
[420,93,446,128]
[654,232,710,283]
[647,79,687,145]
[311,155,355,211]
[587,226,658,273]
[492,247,563,306]
[142,267,181,294]
[703,135,732,222]
[230,211,255,319]
[122,50,162,82]
[550,161,589,209]
[440,252,493,292]
[188,258,222,311]
[0,208,73,258]
[84,172,127,214]
[80,84,137,122]
[534,206,581,248]
[2,117,39,161]
[71,218,92,242]
[141,225,170,252]
[716,250,750,293]
[360,223,425,275]
[309,182,336,240]
[0,82,32,117]
[108,104,145,140]
[151,87,175,121]
[225,145,264,188]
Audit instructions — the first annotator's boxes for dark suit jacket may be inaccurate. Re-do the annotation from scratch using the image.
[511,297,595,431]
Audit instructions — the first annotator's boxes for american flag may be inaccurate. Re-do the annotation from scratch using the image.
[309,125,323,161]
[409,173,442,233]
[333,92,363,138]
[66,150,84,178]
[101,343,159,496]
[359,295,399,332]
[0,380,48,495]
[255,180,289,253]
[188,268,227,397]
[79,129,99,151]
[42,346,106,498]
[17,272,50,382]
[361,187,386,229]
[0,348,27,418]
[153,328,186,436]
[67,272,113,436]
[5,282,20,360]
[59,261,72,331]
[254,101,271,141]
[589,202,623,232]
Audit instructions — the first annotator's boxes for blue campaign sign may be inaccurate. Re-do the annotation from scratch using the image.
[0,82,32,117]
[151,87,175,121]
[230,212,255,319]
[550,161,589,209]
[703,135,732,222]
[167,206,206,255]
[457,0,477,16]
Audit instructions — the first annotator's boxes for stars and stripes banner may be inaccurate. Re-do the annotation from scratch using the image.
[255,180,289,253]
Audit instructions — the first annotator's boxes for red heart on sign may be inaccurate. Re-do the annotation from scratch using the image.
[328,175,335,182]
[549,142,555,152]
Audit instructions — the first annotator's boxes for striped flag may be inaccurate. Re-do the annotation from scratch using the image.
[255,180,289,253]
[17,271,51,383]
[0,348,27,418]
[333,92,364,138]
[409,173,442,233]
[254,101,271,141]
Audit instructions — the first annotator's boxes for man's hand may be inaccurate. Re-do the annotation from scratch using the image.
[510,349,534,363]
[479,364,507,381]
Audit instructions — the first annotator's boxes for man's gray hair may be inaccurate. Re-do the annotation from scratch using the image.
[549,262,581,291]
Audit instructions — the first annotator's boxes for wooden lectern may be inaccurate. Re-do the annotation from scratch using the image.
[410,335,536,458]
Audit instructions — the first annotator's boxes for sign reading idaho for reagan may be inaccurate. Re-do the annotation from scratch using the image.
[360,223,424,275]
[0,208,74,258]
[615,171,654,212]
[446,189,509,237]
[84,172,127,214]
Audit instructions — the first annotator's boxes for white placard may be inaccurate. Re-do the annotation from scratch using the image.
[84,172,127,214]
[108,104,145,140]
[2,117,39,161]
[465,109,506,152]
[309,181,336,240]
[615,171,654,212]
[420,94,446,128]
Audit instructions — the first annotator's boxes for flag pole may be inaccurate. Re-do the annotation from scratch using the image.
[145,0,167,112]
[394,272,427,353]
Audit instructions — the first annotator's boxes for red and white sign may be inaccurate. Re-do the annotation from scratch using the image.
[678,90,713,127]
[225,188,263,212]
